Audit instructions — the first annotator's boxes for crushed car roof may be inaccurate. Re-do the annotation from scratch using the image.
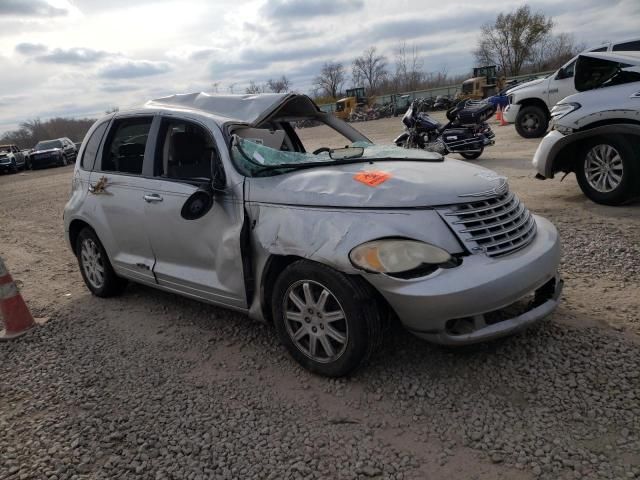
[145,92,320,125]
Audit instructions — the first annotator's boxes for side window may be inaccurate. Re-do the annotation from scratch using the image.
[154,119,216,180]
[613,40,640,52]
[563,60,576,78]
[81,121,109,170]
[590,47,607,52]
[101,117,152,175]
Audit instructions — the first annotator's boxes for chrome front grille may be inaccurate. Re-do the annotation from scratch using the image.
[438,191,537,257]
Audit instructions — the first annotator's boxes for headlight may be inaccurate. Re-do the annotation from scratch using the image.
[550,102,580,120]
[349,239,451,274]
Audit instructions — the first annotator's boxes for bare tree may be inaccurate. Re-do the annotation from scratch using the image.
[227,82,237,94]
[245,80,265,94]
[394,42,423,91]
[352,47,388,93]
[474,5,553,76]
[529,33,585,72]
[314,62,345,99]
[266,75,292,93]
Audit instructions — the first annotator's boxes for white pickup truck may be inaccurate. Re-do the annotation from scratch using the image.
[504,37,640,138]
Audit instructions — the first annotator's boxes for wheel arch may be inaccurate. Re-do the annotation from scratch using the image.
[259,254,392,326]
[517,98,550,117]
[68,218,96,256]
[545,124,640,177]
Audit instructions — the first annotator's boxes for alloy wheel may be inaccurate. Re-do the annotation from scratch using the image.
[81,238,105,289]
[585,144,624,193]
[283,280,348,363]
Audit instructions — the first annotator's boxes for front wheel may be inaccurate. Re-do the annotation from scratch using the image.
[76,228,127,297]
[515,106,548,138]
[460,148,483,160]
[575,135,638,205]
[272,260,383,377]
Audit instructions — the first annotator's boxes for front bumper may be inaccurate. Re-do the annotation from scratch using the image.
[532,130,565,178]
[0,161,14,171]
[31,154,61,168]
[503,103,520,123]
[364,215,561,345]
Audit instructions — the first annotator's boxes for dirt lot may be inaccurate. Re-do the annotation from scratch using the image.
[1,116,639,480]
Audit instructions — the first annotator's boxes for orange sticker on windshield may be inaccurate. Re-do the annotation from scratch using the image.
[354,171,392,187]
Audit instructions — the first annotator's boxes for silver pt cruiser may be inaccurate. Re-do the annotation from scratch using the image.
[64,93,562,376]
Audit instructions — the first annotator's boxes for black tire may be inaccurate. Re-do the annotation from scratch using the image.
[575,135,639,206]
[76,227,127,297]
[515,105,548,138]
[460,148,483,160]
[272,260,383,377]
[25,158,32,170]
[10,160,18,174]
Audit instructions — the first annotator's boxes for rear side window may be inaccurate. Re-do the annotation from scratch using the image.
[590,47,607,52]
[613,40,640,52]
[81,121,109,170]
[101,117,152,175]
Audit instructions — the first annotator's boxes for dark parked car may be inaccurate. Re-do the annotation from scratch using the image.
[0,144,27,173]
[28,137,77,169]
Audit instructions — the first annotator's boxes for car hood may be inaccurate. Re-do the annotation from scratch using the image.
[32,148,61,154]
[247,158,508,208]
[507,77,546,95]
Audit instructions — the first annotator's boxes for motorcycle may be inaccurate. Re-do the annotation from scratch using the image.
[394,98,496,160]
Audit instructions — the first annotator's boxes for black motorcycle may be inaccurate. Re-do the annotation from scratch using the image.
[394,98,496,160]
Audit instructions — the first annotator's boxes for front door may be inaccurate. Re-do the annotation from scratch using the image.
[142,116,246,309]
[85,115,157,284]
[547,59,577,106]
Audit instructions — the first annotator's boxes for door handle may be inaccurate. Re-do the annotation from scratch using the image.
[143,193,163,203]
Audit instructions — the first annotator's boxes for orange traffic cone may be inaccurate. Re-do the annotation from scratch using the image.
[496,106,503,122]
[499,107,508,127]
[0,256,37,340]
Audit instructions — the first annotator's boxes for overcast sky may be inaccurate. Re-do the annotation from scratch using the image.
[0,0,638,133]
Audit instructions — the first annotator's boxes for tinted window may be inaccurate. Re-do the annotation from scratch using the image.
[101,117,152,175]
[81,121,109,170]
[154,119,214,180]
[613,40,640,52]
[590,47,607,52]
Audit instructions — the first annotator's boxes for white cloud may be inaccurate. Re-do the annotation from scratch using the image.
[0,0,638,133]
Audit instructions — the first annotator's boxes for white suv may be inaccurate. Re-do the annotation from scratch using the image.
[533,52,640,205]
[504,37,640,138]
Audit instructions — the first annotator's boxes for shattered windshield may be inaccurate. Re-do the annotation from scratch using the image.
[231,137,440,176]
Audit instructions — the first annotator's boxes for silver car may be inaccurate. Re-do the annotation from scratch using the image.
[64,92,562,377]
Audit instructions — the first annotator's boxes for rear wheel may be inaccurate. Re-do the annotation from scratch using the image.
[272,260,383,377]
[76,228,127,297]
[575,135,638,205]
[10,159,18,173]
[460,148,483,160]
[515,105,548,138]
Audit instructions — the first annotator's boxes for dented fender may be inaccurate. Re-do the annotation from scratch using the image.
[245,202,464,321]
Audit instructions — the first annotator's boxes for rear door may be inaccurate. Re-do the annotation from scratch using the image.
[84,115,158,284]
[141,115,246,308]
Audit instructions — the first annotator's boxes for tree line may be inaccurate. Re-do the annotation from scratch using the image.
[311,6,583,101]
[1,117,96,150]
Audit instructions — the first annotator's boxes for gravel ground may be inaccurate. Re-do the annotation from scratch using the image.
[1,117,639,479]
